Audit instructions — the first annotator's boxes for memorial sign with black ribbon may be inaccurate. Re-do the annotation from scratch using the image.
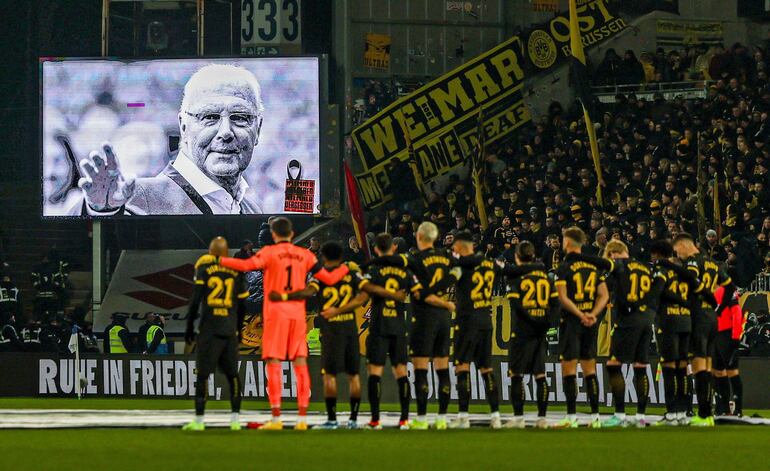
[283,159,315,213]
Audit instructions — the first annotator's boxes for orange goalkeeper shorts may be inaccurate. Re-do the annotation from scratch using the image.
[262,315,308,361]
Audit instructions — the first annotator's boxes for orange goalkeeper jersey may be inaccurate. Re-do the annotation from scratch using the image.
[220,242,348,320]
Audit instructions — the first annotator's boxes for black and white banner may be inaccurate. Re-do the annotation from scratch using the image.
[2,353,767,408]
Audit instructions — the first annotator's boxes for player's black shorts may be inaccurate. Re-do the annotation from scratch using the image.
[367,333,408,366]
[558,320,598,361]
[410,311,451,358]
[690,319,717,358]
[508,333,547,375]
[657,330,690,362]
[196,332,239,378]
[610,323,653,364]
[713,330,740,370]
[453,318,492,369]
[320,330,360,376]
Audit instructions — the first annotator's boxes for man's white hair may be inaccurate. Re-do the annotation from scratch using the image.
[417,221,439,243]
[180,64,264,114]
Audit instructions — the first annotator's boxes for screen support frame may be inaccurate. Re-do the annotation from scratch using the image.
[93,0,206,318]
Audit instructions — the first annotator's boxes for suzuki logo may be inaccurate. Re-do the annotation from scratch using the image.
[124,264,195,309]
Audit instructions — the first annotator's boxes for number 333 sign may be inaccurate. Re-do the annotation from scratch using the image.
[241,0,301,53]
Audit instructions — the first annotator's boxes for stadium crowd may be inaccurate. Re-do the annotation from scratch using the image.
[360,40,770,289]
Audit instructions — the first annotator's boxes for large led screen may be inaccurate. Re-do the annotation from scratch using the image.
[42,57,320,217]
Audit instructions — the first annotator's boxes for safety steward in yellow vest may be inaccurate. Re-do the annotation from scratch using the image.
[146,315,169,355]
[103,313,131,354]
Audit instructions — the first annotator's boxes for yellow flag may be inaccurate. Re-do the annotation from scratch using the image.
[569,0,586,66]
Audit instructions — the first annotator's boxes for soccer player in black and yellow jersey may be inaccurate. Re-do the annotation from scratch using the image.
[581,240,663,427]
[326,233,452,429]
[650,240,700,426]
[505,241,559,429]
[368,222,458,430]
[673,233,732,427]
[183,237,249,432]
[448,231,500,429]
[553,227,610,428]
[269,241,402,430]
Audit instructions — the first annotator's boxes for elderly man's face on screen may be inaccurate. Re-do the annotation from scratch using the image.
[179,65,263,181]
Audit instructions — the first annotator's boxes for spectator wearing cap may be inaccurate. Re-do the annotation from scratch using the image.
[703,229,728,262]
[649,200,665,229]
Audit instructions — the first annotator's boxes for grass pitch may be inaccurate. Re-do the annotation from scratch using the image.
[1,398,768,470]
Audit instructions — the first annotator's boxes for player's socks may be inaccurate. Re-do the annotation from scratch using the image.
[325,397,337,422]
[482,372,499,413]
[227,375,241,414]
[194,415,204,424]
[729,375,743,415]
[695,370,712,418]
[511,375,524,416]
[194,378,208,417]
[607,365,625,415]
[295,363,311,416]
[633,367,649,415]
[585,374,600,415]
[563,375,577,415]
[714,376,730,414]
[457,371,470,413]
[662,367,676,416]
[368,375,381,422]
[414,368,429,417]
[231,412,239,423]
[350,396,361,422]
[437,368,451,415]
[685,372,694,416]
[676,367,689,416]
[267,362,283,417]
[535,376,548,417]
[397,376,410,422]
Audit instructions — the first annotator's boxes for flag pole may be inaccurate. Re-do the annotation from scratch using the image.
[69,325,82,400]
[75,334,81,400]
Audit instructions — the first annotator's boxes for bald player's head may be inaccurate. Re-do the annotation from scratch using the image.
[209,236,229,257]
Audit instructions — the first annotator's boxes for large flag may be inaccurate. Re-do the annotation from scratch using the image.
[569,0,604,207]
[472,108,489,231]
[400,122,428,207]
[343,160,371,259]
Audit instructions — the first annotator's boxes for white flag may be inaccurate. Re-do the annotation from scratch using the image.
[68,331,78,354]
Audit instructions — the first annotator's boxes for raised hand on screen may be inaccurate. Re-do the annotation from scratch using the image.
[78,142,136,212]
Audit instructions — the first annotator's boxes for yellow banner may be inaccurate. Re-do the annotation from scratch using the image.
[656,19,723,47]
[351,35,530,209]
[525,0,626,71]
[363,33,391,71]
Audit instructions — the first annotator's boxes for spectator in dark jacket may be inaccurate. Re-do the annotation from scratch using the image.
[618,50,645,85]
[258,217,277,248]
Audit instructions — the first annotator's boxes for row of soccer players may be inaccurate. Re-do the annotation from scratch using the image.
[270,223,739,429]
[182,218,740,430]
